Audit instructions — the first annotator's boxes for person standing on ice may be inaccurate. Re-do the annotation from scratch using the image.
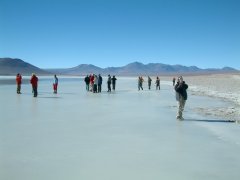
[84,75,90,91]
[53,74,58,94]
[98,74,102,93]
[138,76,144,90]
[147,76,152,90]
[93,74,98,93]
[107,74,111,92]
[172,77,176,86]
[155,76,160,90]
[16,73,22,94]
[89,74,94,92]
[30,73,38,97]
[175,76,188,120]
[111,75,117,91]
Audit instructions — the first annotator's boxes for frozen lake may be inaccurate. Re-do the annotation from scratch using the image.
[0,76,240,180]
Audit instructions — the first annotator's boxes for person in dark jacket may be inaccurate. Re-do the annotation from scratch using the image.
[111,75,117,91]
[172,77,176,86]
[84,75,90,91]
[155,76,160,90]
[148,76,152,90]
[138,76,144,90]
[107,74,111,92]
[174,76,188,120]
[98,74,103,93]
[16,73,22,94]
[30,73,38,97]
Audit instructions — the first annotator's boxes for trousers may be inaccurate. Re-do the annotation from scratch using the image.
[177,95,186,118]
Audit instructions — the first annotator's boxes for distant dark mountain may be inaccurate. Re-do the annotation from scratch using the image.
[47,64,104,75]
[119,62,202,74]
[0,58,50,75]
[49,61,238,75]
[66,64,103,75]
[0,58,238,76]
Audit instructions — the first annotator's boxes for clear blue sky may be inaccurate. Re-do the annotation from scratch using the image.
[0,0,239,69]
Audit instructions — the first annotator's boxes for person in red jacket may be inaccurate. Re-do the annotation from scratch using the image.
[89,74,94,92]
[16,73,22,94]
[30,73,38,97]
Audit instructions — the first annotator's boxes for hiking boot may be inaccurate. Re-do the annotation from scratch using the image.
[176,116,184,120]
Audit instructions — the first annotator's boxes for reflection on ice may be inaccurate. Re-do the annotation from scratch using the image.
[0,76,240,180]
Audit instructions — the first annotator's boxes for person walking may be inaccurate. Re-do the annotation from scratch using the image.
[138,76,144,90]
[98,74,102,93]
[84,75,90,91]
[147,76,152,90]
[107,74,111,92]
[53,74,58,94]
[175,76,188,120]
[30,73,38,97]
[156,76,160,90]
[16,73,22,94]
[111,75,117,91]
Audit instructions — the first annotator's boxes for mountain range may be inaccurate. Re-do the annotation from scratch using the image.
[0,58,49,75]
[0,58,238,76]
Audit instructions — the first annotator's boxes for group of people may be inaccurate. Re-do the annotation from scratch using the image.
[84,74,117,93]
[16,73,58,97]
[138,76,161,91]
[84,74,103,93]
[16,73,188,120]
[140,75,188,120]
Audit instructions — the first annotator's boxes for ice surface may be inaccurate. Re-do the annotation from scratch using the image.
[0,76,240,180]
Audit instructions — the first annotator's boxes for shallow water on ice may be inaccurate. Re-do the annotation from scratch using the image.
[0,76,240,180]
